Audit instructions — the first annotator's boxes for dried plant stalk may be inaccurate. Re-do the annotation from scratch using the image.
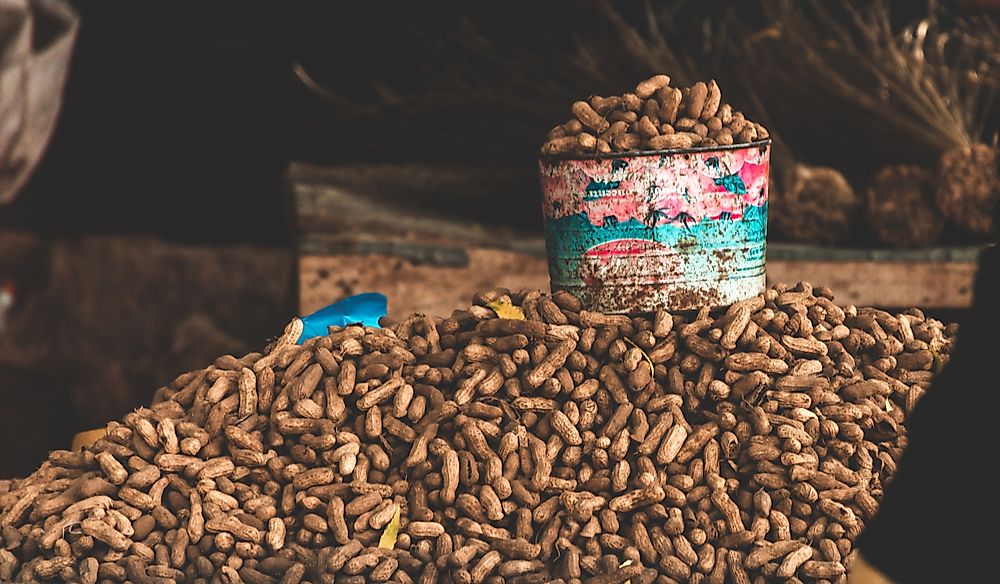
[740,0,1000,242]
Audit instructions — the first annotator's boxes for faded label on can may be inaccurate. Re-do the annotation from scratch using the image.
[539,143,770,313]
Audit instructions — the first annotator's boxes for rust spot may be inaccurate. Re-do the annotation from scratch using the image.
[670,286,722,312]
[616,286,657,314]
[713,248,735,263]
[713,248,736,279]
[579,280,671,316]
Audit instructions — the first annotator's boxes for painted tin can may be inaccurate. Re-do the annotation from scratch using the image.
[539,140,770,313]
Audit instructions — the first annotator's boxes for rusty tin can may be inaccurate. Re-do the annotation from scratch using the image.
[539,140,770,313]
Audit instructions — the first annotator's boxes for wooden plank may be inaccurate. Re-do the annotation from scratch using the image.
[766,259,977,308]
[287,162,988,291]
[291,163,984,314]
[766,243,984,262]
[287,162,539,251]
[299,249,550,319]
[301,252,979,316]
[299,235,471,267]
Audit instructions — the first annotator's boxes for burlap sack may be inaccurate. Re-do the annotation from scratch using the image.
[0,0,78,204]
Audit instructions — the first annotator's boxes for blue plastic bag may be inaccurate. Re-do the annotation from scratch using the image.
[297,292,387,344]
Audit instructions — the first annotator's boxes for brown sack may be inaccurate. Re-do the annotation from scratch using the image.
[0,0,78,205]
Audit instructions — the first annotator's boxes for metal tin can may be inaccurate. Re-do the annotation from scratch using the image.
[539,140,770,313]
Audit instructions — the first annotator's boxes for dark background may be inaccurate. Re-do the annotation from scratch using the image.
[0,0,991,476]
[0,0,946,243]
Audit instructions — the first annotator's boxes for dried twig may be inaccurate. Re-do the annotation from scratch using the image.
[741,0,999,163]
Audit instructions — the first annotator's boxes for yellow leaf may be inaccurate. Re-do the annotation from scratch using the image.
[885,397,893,412]
[487,300,525,320]
[378,505,401,549]
[71,428,106,452]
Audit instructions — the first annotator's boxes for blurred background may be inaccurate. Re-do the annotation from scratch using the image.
[1,0,998,476]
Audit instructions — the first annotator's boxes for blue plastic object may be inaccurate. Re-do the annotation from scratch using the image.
[298,292,387,344]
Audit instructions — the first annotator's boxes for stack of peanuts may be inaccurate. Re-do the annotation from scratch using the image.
[541,75,770,156]
[0,283,953,584]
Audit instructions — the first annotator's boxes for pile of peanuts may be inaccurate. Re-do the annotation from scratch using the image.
[0,282,953,583]
[541,75,770,156]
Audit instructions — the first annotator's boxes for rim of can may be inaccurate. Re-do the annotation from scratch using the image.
[538,138,772,163]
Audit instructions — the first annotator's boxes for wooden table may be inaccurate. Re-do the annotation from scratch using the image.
[289,163,984,316]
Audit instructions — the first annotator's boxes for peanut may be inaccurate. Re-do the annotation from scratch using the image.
[542,76,767,154]
[635,75,671,99]
[0,282,948,583]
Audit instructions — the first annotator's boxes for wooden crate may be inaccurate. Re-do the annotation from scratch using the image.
[289,163,983,316]
[289,162,549,318]
[766,244,981,309]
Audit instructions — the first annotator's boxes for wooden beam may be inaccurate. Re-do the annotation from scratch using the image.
[766,259,977,308]
[287,162,540,251]
[300,252,980,317]
[299,249,550,319]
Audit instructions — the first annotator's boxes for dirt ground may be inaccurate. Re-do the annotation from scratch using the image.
[0,232,296,477]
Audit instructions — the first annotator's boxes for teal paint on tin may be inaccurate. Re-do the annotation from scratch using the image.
[539,141,771,313]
